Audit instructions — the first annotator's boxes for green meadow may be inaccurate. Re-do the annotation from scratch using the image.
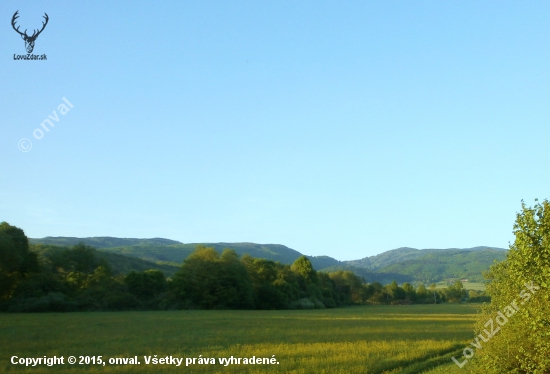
[1,304,482,374]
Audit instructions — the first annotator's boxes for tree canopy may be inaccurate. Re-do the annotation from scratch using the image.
[0,222,38,300]
[0,222,491,313]
[472,200,550,372]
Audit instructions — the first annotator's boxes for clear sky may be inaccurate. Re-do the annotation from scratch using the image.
[2,1,549,260]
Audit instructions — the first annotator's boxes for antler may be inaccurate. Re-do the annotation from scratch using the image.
[29,13,49,40]
[11,11,26,37]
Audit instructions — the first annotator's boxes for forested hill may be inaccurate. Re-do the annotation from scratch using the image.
[345,246,507,270]
[28,236,181,248]
[337,246,507,283]
[372,249,507,283]
[29,238,320,268]
[29,237,507,283]
[30,244,181,277]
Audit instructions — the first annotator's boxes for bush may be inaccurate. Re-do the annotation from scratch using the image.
[289,298,315,309]
[7,292,77,312]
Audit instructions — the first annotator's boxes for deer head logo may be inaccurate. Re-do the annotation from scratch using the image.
[11,11,49,54]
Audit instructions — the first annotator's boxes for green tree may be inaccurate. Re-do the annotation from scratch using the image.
[171,246,220,308]
[416,284,428,302]
[171,247,254,309]
[444,281,465,303]
[429,283,439,304]
[386,280,406,301]
[291,256,318,284]
[366,282,386,304]
[402,282,416,301]
[45,244,112,296]
[0,222,39,300]
[273,264,301,304]
[472,200,550,372]
[317,272,337,307]
[241,255,287,309]
[328,271,365,305]
[217,249,254,309]
[125,269,167,301]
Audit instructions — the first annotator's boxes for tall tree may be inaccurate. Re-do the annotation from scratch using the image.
[125,269,167,301]
[171,247,254,309]
[416,284,428,302]
[444,281,465,303]
[0,222,38,299]
[402,282,416,301]
[473,200,550,372]
[291,256,318,284]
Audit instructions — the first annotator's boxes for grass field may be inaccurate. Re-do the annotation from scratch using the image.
[1,304,483,374]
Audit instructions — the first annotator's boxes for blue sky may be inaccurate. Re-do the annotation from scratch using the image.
[1,1,549,260]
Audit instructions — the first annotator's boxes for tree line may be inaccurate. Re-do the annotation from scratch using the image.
[0,222,487,312]
[469,200,549,372]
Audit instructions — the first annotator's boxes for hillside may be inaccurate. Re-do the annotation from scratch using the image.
[99,242,310,266]
[29,238,343,270]
[30,244,180,277]
[345,246,507,271]
[316,264,413,284]
[30,237,507,283]
[373,249,507,283]
[29,236,181,248]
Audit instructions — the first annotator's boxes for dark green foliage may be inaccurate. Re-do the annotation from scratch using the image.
[93,250,179,276]
[416,283,428,302]
[466,289,490,303]
[31,243,179,277]
[0,222,39,300]
[473,200,550,372]
[443,280,466,303]
[341,247,506,284]
[31,238,307,267]
[401,282,417,301]
[306,255,343,269]
[7,292,77,312]
[242,255,288,309]
[171,247,255,309]
[291,256,318,284]
[29,236,181,248]
[0,226,147,312]
[125,269,167,301]
[319,264,412,285]
[328,270,366,305]
[320,249,505,285]
[5,223,501,313]
[347,246,506,270]
[31,237,505,284]
[372,250,506,283]
[48,243,109,274]
[169,248,382,310]
[100,244,194,265]
[387,280,406,301]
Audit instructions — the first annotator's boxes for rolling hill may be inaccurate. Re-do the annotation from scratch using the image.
[30,243,180,277]
[29,238,339,270]
[28,236,181,248]
[345,246,507,271]
[371,249,507,283]
[30,237,507,283]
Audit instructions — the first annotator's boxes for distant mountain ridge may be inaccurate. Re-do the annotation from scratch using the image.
[30,238,306,268]
[30,236,182,248]
[346,246,507,270]
[30,243,181,277]
[29,237,507,283]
